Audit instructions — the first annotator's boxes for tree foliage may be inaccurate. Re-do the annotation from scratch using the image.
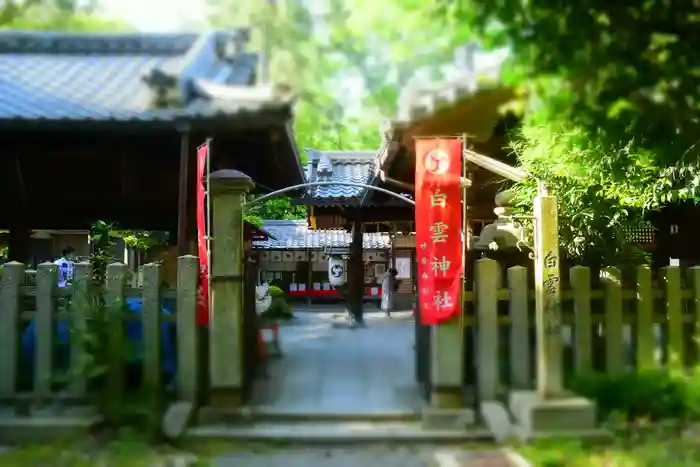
[424,0,700,264]
[1,0,128,30]
[206,0,461,223]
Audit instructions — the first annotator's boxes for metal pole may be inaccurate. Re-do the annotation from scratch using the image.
[461,133,472,406]
[248,181,416,206]
[461,133,468,288]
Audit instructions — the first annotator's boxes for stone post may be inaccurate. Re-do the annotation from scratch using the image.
[533,194,563,395]
[424,308,473,432]
[508,189,598,440]
[430,317,464,408]
[208,169,254,407]
[0,262,23,399]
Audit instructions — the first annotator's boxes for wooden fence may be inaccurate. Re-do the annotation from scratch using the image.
[0,255,200,407]
[464,258,700,401]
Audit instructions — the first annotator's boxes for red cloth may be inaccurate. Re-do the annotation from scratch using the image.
[414,138,463,324]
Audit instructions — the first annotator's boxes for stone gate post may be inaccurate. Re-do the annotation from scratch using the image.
[508,189,598,439]
[208,169,254,407]
[430,319,464,408]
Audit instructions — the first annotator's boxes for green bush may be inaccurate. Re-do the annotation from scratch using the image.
[569,369,700,422]
[261,296,293,321]
[268,285,285,298]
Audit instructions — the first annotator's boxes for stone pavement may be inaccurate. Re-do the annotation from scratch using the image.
[252,310,423,413]
[202,309,528,467]
[211,446,522,467]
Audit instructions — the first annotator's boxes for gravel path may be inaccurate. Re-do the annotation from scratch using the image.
[211,446,520,467]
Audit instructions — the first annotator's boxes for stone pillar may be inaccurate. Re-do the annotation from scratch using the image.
[533,194,563,395]
[429,319,464,408]
[508,190,598,440]
[208,169,253,407]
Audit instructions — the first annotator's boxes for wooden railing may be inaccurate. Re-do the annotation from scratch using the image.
[0,255,200,406]
[466,259,700,400]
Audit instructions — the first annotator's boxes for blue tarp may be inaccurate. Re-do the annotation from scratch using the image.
[21,297,177,378]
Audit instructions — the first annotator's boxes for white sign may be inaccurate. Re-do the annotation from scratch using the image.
[395,257,412,279]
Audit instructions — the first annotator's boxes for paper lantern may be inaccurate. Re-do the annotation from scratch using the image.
[328,256,346,287]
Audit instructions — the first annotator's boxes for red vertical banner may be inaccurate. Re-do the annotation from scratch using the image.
[196,143,210,326]
[415,138,463,325]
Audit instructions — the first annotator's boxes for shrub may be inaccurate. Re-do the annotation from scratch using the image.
[268,285,285,298]
[261,296,293,321]
[569,369,700,422]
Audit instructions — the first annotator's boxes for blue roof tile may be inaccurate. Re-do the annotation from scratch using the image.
[0,30,287,123]
[302,149,376,203]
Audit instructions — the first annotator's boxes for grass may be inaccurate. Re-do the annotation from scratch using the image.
[3,425,700,466]
[0,432,199,467]
[518,425,700,466]
[0,435,297,467]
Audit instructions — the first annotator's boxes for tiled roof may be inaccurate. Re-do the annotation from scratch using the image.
[396,48,508,122]
[374,46,512,194]
[253,220,391,250]
[301,149,376,203]
[0,30,291,123]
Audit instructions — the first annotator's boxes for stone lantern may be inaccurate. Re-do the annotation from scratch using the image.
[473,190,525,251]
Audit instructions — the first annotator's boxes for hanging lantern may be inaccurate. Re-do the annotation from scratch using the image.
[323,244,351,288]
[328,256,346,287]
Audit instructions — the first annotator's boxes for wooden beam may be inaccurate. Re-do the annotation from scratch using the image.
[463,148,528,183]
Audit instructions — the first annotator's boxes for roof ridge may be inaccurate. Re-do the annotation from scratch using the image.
[304,149,376,161]
[0,31,200,56]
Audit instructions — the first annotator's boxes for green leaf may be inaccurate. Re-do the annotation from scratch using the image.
[607,99,635,119]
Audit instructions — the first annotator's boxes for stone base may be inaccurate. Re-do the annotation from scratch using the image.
[479,401,513,443]
[429,387,462,409]
[162,401,196,439]
[421,407,475,431]
[209,387,244,408]
[0,414,101,444]
[508,390,606,441]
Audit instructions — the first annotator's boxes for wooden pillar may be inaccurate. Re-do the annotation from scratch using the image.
[176,125,191,256]
[8,153,29,263]
[533,192,563,396]
[7,222,29,263]
[208,169,253,407]
[390,225,397,271]
[347,220,365,324]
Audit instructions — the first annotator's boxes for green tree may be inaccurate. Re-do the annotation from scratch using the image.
[420,0,700,264]
[206,0,461,223]
[1,0,127,30]
[206,0,464,146]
